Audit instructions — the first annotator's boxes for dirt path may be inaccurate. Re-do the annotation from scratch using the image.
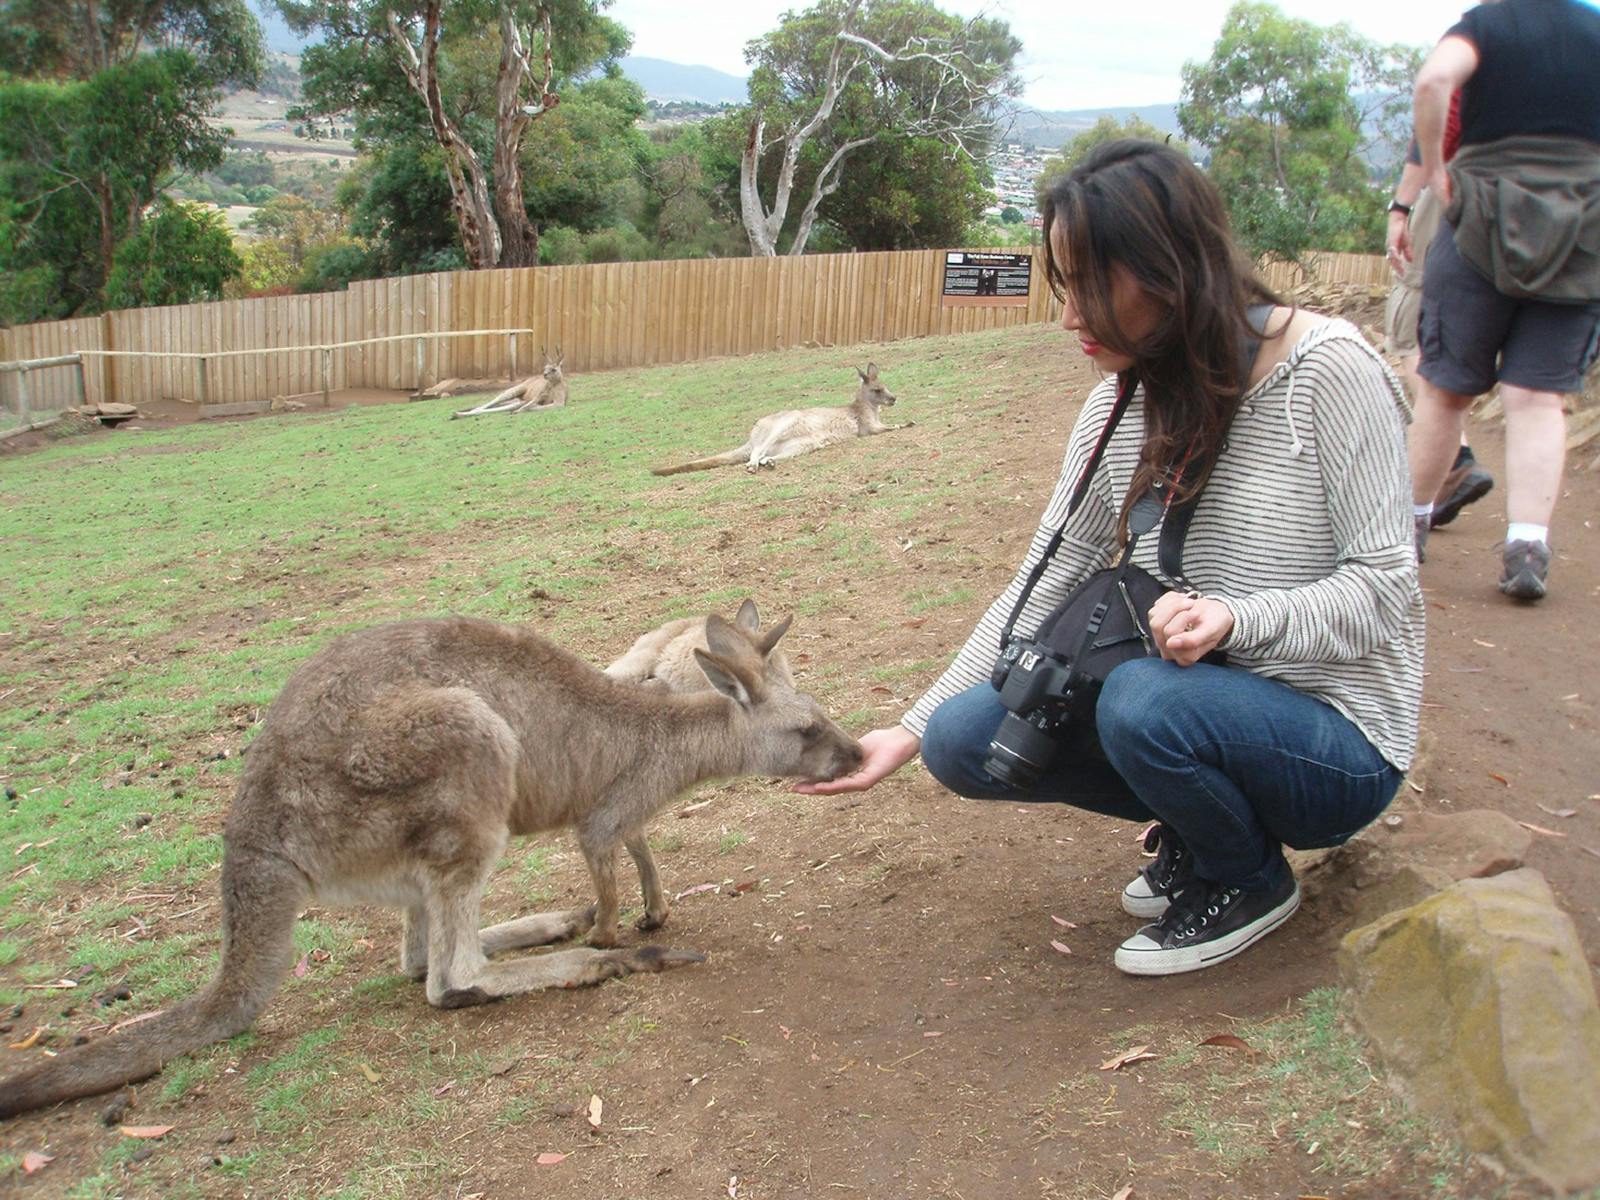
[3,325,1596,1199]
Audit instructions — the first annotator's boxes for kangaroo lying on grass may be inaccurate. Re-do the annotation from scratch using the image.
[606,598,793,692]
[450,350,567,418]
[650,363,907,475]
[0,613,860,1118]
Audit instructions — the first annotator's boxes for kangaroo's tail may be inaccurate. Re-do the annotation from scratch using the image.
[650,447,748,476]
[0,844,304,1120]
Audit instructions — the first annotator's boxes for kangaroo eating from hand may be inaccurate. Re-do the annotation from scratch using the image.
[650,363,908,475]
[0,613,860,1118]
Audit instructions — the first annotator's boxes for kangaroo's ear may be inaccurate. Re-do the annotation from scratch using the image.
[693,647,752,706]
[701,614,766,703]
[856,365,868,381]
[865,362,879,378]
[733,598,760,632]
[758,613,793,657]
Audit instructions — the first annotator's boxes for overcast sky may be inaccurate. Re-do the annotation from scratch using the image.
[605,0,1476,112]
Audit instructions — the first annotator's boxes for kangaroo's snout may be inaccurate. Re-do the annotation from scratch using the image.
[807,732,864,783]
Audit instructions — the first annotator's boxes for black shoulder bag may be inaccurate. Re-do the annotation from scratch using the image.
[981,308,1271,788]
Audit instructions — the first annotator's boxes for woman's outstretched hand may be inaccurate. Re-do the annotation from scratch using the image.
[1149,591,1235,667]
[793,725,921,795]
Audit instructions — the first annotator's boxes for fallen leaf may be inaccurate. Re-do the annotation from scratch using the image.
[587,1094,603,1129]
[728,880,758,895]
[901,616,929,628]
[432,1081,456,1097]
[1472,638,1495,648]
[119,1124,175,1139]
[778,1024,792,1040]
[535,1152,567,1166]
[1199,1033,1257,1053]
[1488,773,1509,786]
[22,1151,53,1174]
[7,1026,47,1050]
[1100,1045,1158,1071]
[1581,845,1600,861]
[1517,820,1566,839]
[1536,804,1577,819]
[677,798,714,818]
[1111,1186,1134,1200]
[869,685,893,694]
[1050,915,1078,929]
[358,1062,381,1084]
[673,882,719,901]
[22,979,77,991]
[923,1030,943,1038]
[1049,939,1073,956]
[309,948,331,963]
[293,953,309,978]
[728,1174,740,1198]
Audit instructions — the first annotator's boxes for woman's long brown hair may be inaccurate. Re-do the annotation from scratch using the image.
[1041,139,1285,536]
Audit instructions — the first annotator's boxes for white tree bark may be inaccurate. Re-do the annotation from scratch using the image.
[738,3,1015,257]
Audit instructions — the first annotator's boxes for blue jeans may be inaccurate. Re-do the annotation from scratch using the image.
[920,660,1402,894]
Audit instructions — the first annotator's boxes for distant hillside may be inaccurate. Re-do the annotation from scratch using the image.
[618,56,748,105]
[1002,103,1182,151]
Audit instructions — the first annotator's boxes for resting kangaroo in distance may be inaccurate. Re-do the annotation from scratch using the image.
[650,363,908,475]
[0,614,861,1119]
[606,598,794,693]
[450,348,567,418]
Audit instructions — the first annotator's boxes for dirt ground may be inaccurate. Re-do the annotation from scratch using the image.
[4,303,1599,1199]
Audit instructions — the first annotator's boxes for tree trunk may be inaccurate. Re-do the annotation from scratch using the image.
[491,4,554,269]
[388,2,501,269]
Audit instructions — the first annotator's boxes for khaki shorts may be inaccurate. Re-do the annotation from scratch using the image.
[1383,188,1445,358]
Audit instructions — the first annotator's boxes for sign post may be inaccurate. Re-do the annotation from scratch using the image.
[940,251,1032,308]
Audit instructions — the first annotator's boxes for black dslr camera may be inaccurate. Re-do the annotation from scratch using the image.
[982,635,1098,788]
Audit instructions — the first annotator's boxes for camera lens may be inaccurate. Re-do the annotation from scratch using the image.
[982,711,1060,789]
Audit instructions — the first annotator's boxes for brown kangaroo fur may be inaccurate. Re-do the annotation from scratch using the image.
[0,613,860,1119]
[605,599,793,693]
[450,349,567,418]
[650,363,908,475]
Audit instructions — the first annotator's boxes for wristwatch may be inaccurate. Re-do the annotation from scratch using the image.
[1387,199,1413,216]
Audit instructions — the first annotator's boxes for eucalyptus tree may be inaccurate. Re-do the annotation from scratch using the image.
[277,0,629,268]
[1178,1,1419,260]
[736,0,1021,256]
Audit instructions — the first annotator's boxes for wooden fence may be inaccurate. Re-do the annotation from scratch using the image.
[0,248,1387,417]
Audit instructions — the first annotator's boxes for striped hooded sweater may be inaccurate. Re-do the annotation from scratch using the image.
[902,320,1425,771]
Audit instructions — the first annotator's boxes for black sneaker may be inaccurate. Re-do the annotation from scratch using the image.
[1120,823,1189,918]
[1430,460,1494,528]
[1114,871,1300,976]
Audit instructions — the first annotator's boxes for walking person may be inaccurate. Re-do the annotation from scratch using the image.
[1384,99,1495,554]
[798,140,1424,977]
[1406,0,1600,600]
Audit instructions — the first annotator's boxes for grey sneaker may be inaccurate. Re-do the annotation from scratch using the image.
[1431,461,1494,528]
[1499,539,1550,601]
[1414,514,1430,564]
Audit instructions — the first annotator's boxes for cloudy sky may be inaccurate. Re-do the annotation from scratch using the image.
[605,0,1477,112]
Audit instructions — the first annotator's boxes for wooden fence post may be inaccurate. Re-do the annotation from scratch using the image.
[321,348,332,408]
[72,356,87,410]
[16,367,30,425]
[508,332,518,380]
[415,337,427,393]
[195,357,209,408]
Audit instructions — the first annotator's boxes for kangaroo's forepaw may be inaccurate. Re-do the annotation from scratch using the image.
[612,945,707,974]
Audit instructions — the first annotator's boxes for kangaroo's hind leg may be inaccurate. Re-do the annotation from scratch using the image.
[423,871,702,1008]
[479,905,597,956]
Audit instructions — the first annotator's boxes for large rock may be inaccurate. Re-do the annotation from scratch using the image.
[1339,868,1600,1193]
[1292,808,1531,930]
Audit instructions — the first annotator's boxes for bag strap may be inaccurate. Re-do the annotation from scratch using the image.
[997,372,1139,646]
[998,302,1277,640]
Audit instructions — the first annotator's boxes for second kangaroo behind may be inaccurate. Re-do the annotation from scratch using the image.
[651,363,908,475]
[0,613,860,1119]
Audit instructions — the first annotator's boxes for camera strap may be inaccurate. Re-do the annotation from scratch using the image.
[996,303,1274,647]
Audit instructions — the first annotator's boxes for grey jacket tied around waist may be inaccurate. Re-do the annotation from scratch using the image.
[1446,135,1600,304]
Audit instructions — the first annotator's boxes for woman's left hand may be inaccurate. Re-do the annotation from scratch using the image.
[1149,591,1235,666]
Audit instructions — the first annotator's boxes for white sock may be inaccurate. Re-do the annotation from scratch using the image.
[1506,523,1548,546]
[1413,503,1435,518]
